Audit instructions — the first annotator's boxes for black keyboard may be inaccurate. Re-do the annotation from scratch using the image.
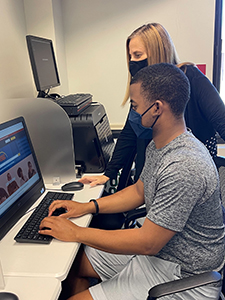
[56,93,92,106]
[14,191,74,244]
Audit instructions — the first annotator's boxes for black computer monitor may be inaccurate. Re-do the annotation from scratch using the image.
[26,35,60,97]
[0,116,45,240]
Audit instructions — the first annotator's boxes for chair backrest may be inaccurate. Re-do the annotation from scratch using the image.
[116,148,136,191]
[219,168,225,208]
[213,156,225,298]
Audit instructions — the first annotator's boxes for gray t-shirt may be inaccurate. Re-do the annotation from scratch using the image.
[140,132,225,276]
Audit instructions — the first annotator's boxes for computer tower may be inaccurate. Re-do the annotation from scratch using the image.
[70,102,115,173]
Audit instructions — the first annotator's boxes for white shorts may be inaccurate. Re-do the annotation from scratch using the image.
[85,246,221,300]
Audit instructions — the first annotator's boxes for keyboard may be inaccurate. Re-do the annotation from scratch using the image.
[56,93,92,116]
[56,93,92,106]
[14,191,74,244]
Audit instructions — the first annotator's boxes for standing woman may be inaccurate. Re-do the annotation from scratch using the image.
[80,23,225,187]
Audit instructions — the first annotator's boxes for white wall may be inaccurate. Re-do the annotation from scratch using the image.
[0,0,216,129]
[0,0,34,99]
[0,0,68,101]
[61,0,216,128]
[23,0,69,96]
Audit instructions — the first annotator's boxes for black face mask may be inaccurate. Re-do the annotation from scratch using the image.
[129,58,148,77]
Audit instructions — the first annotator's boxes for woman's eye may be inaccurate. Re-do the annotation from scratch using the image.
[130,53,143,60]
[135,53,142,59]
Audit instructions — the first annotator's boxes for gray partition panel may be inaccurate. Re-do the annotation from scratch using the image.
[0,98,76,185]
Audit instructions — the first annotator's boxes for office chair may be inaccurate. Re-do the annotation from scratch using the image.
[123,155,225,299]
[148,195,225,298]
[147,271,223,299]
[147,208,225,300]
[116,148,137,191]
[147,216,225,298]
[214,156,225,207]
[146,208,224,299]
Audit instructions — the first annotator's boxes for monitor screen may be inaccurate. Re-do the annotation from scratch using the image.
[26,35,60,94]
[0,116,45,240]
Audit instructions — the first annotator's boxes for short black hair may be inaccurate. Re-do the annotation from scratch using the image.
[17,167,22,177]
[130,63,190,117]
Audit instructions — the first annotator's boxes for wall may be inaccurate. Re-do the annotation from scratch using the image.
[23,0,69,96]
[61,0,216,128]
[0,0,216,129]
[0,0,68,101]
[0,0,34,99]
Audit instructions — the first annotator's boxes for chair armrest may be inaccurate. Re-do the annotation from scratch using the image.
[147,271,222,300]
[124,207,146,228]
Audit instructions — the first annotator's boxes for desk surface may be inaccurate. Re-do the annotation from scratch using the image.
[0,276,61,300]
[0,184,103,281]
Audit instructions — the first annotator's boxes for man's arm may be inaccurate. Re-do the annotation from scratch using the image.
[96,178,145,214]
[39,215,176,256]
[39,179,176,255]
[48,179,145,219]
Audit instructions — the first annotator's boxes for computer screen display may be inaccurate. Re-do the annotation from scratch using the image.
[26,35,60,94]
[0,116,45,240]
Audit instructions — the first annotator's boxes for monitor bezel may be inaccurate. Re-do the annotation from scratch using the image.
[0,116,45,240]
[26,35,60,92]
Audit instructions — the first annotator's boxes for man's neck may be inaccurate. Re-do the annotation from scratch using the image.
[153,118,187,149]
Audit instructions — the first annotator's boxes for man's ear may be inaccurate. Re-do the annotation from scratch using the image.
[153,100,163,115]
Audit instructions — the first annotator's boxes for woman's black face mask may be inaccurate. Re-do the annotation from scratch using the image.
[129,58,148,77]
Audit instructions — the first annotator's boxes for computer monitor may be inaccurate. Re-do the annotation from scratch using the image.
[26,35,60,98]
[0,116,45,240]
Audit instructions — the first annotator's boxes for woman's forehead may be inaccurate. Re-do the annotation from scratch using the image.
[129,36,145,53]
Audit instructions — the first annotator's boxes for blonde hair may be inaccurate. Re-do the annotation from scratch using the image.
[122,23,192,106]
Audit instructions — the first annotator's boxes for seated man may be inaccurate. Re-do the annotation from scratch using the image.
[39,63,224,300]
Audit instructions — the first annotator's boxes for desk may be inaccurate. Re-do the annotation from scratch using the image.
[0,276,61,300]
[0,183,104,299]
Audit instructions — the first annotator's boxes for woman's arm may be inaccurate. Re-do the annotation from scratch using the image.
[189,67,225,140]
[104,115,137,179]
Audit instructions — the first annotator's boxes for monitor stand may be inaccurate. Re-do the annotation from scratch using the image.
[37,90,47,98]
[37,91,61,100]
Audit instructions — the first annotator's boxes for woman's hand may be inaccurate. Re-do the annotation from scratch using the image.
[78,175,109,187]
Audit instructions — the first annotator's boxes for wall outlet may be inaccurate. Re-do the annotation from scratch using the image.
[53,177,60,185]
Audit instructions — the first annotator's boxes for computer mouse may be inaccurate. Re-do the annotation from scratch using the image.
[61,181,84,191]
[0,292,19,300]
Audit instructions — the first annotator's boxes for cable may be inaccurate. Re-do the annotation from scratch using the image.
[24,206,37,215]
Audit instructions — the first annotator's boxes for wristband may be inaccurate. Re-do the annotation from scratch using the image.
[89,199,99,216]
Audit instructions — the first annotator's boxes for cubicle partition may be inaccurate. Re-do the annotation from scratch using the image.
[0,97,76,186]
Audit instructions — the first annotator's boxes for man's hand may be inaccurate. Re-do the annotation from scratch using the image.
[78,175,109,187]
[48,200,90,218]
[39,216,78,242]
